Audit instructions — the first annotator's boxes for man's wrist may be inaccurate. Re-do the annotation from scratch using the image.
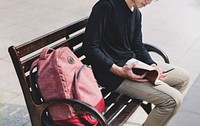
[110,64,124,77]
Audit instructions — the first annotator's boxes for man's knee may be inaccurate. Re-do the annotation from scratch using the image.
[175,66,190,92]
[173,91,183,110]
[160,91,183,113]
[181,69,190,90]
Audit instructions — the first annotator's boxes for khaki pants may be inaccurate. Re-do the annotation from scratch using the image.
[115,62,190,126]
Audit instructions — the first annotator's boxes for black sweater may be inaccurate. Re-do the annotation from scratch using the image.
[83,0,155,91]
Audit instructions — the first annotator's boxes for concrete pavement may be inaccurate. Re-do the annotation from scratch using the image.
[0,0,200,125]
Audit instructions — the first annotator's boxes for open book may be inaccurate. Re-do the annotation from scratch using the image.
[126,58,159,85]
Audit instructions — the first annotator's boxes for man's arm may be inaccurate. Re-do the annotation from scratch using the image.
[83,1,114,71]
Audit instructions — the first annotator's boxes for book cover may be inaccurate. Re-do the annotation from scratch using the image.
[126,58,159,84]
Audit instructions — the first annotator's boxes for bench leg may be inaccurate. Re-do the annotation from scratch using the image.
[141,103,152,114]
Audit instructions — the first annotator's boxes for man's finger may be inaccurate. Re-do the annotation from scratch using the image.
[129,72,147,80]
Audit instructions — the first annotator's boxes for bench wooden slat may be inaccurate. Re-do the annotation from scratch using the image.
[104,93,120,109]
[109,99,142,126]
[16,29,69,58]
[16,17,88,58]
[67,32,84,48]
[101,88,112,97]
[104,95,133,123]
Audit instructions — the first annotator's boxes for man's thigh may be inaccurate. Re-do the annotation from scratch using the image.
[157,62,190,92]
[115,79,182,105]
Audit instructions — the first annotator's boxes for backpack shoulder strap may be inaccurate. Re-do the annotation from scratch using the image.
[29,58,45,103]
[40,47,54,60]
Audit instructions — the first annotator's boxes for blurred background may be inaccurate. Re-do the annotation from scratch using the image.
[0,0,200,125]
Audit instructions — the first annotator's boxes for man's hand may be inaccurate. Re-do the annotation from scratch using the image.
[151,64,167,81]
[110,62,148,82]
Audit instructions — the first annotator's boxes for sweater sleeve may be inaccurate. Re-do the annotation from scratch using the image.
[83,1,114,70]
[132,10,156,65]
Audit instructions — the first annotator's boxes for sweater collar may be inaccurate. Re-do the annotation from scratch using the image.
[121,0,135,13]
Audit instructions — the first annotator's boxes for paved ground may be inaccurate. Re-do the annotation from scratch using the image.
[0,0,200,126]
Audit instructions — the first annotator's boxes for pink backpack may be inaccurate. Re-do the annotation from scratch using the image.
[30,47,105,126]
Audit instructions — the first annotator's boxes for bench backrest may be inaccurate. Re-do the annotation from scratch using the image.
[8,17,90,126]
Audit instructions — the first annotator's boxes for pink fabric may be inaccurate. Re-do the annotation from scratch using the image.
[31,47,104,125]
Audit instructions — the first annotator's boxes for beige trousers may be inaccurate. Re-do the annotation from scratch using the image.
[115,62,190,126]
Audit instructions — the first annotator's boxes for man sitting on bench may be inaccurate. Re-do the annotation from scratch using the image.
[83,0,190,126]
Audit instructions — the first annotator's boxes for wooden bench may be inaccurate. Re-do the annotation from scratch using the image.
[8,17,169,126]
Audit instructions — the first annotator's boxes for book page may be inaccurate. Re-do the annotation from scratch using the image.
[126,58,155,71]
